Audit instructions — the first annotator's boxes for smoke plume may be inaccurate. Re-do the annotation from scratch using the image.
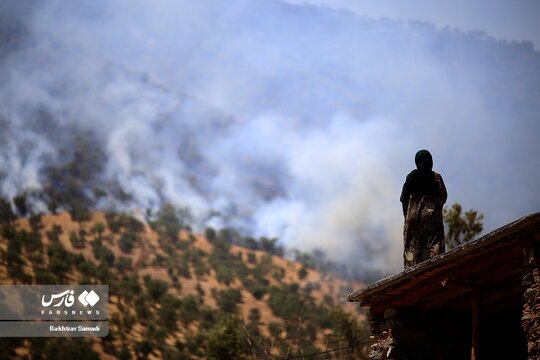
[0,0,539,276]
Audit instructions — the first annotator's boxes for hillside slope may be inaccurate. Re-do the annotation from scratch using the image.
[0,211,368,359]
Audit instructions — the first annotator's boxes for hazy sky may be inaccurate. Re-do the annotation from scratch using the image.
[285,0,540,50]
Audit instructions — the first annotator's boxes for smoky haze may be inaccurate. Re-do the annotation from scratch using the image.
[0,0,539,276]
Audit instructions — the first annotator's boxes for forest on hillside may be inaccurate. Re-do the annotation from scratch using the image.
[0,205,370,359]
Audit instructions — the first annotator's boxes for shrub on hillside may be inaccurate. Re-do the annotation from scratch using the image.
[190,250,209,279]
[298,265,308,280]
[248,308,261,325]
[13,193,28,217]
[204,227,217,241]
[159,294,180,331]
[259,237,283,256]
[92,239,115,266]
[47,243,72,281]
[29,213,43,232]
[247,252,257,264]
[134,339,153,359]
[30,338,100,360]
[267,284,303,320]
[116,256,132,272]
[150,204,191,242]
[327,306,371,357]
[178,253,192,279]
[118,231,138,253]
[34,268,58,284]
[242,278,268,300]
[45,225,62,243]
[0,197,16,227]
[90,222,105,239]
[205,314,246,360]
[6,233,23,267]
[118,275,141,301]
[69,230,86,249]
[178,295,201,325]
[217,288,243,314]
[144,275,168,300]
[68,201,91,223]
[106,212,144,234]
[134,297,150,321]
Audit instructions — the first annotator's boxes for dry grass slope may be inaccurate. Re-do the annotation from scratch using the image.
[0,211,368,359]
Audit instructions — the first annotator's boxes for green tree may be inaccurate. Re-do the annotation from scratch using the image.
[6,234,24,278]
[119,231,138,253]
[29,213,43,232]
[328,306,370,358]
[298,265,308,280]
[47,243,72,282]
[46,225,63,243]
[150,203,190,241]
[242,277,268,300]
[260,237,283,256]
[205,227,217,241]
[267,283,304,320]
[443,203,484,249]
[178,295,201,325]
[217,288,243,313]
[43,131,105,216]
[144,275,169,300]
[91,222,105,239]
[135,339,153,359]
[92,238,115,266]
[118,347,132,360]
[159,295,180,331]
[31,338,99,360]
[69,200,91,223]
[0,197,16,225]
[205,314,246,360]
[13,193,28,216]
[248,308,261,324]
[69,230,86,249]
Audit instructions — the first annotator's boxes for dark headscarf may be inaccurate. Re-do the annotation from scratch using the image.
[400,149,439,215]
[415,149,433,171]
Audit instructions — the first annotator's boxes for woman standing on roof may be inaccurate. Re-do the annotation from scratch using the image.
[400,149,447,269]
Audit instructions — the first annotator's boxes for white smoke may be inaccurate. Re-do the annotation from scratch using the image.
[0,0,539,275]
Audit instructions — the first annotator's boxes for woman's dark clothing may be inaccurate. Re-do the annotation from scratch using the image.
[400,150,447,268]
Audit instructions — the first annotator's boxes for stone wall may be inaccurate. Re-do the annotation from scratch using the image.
[367,309,471,360]
[367,315,403,360]
[368,329,396,360]
[364,263,540,359]
[523,268,540,359]
[367,310,436,360]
